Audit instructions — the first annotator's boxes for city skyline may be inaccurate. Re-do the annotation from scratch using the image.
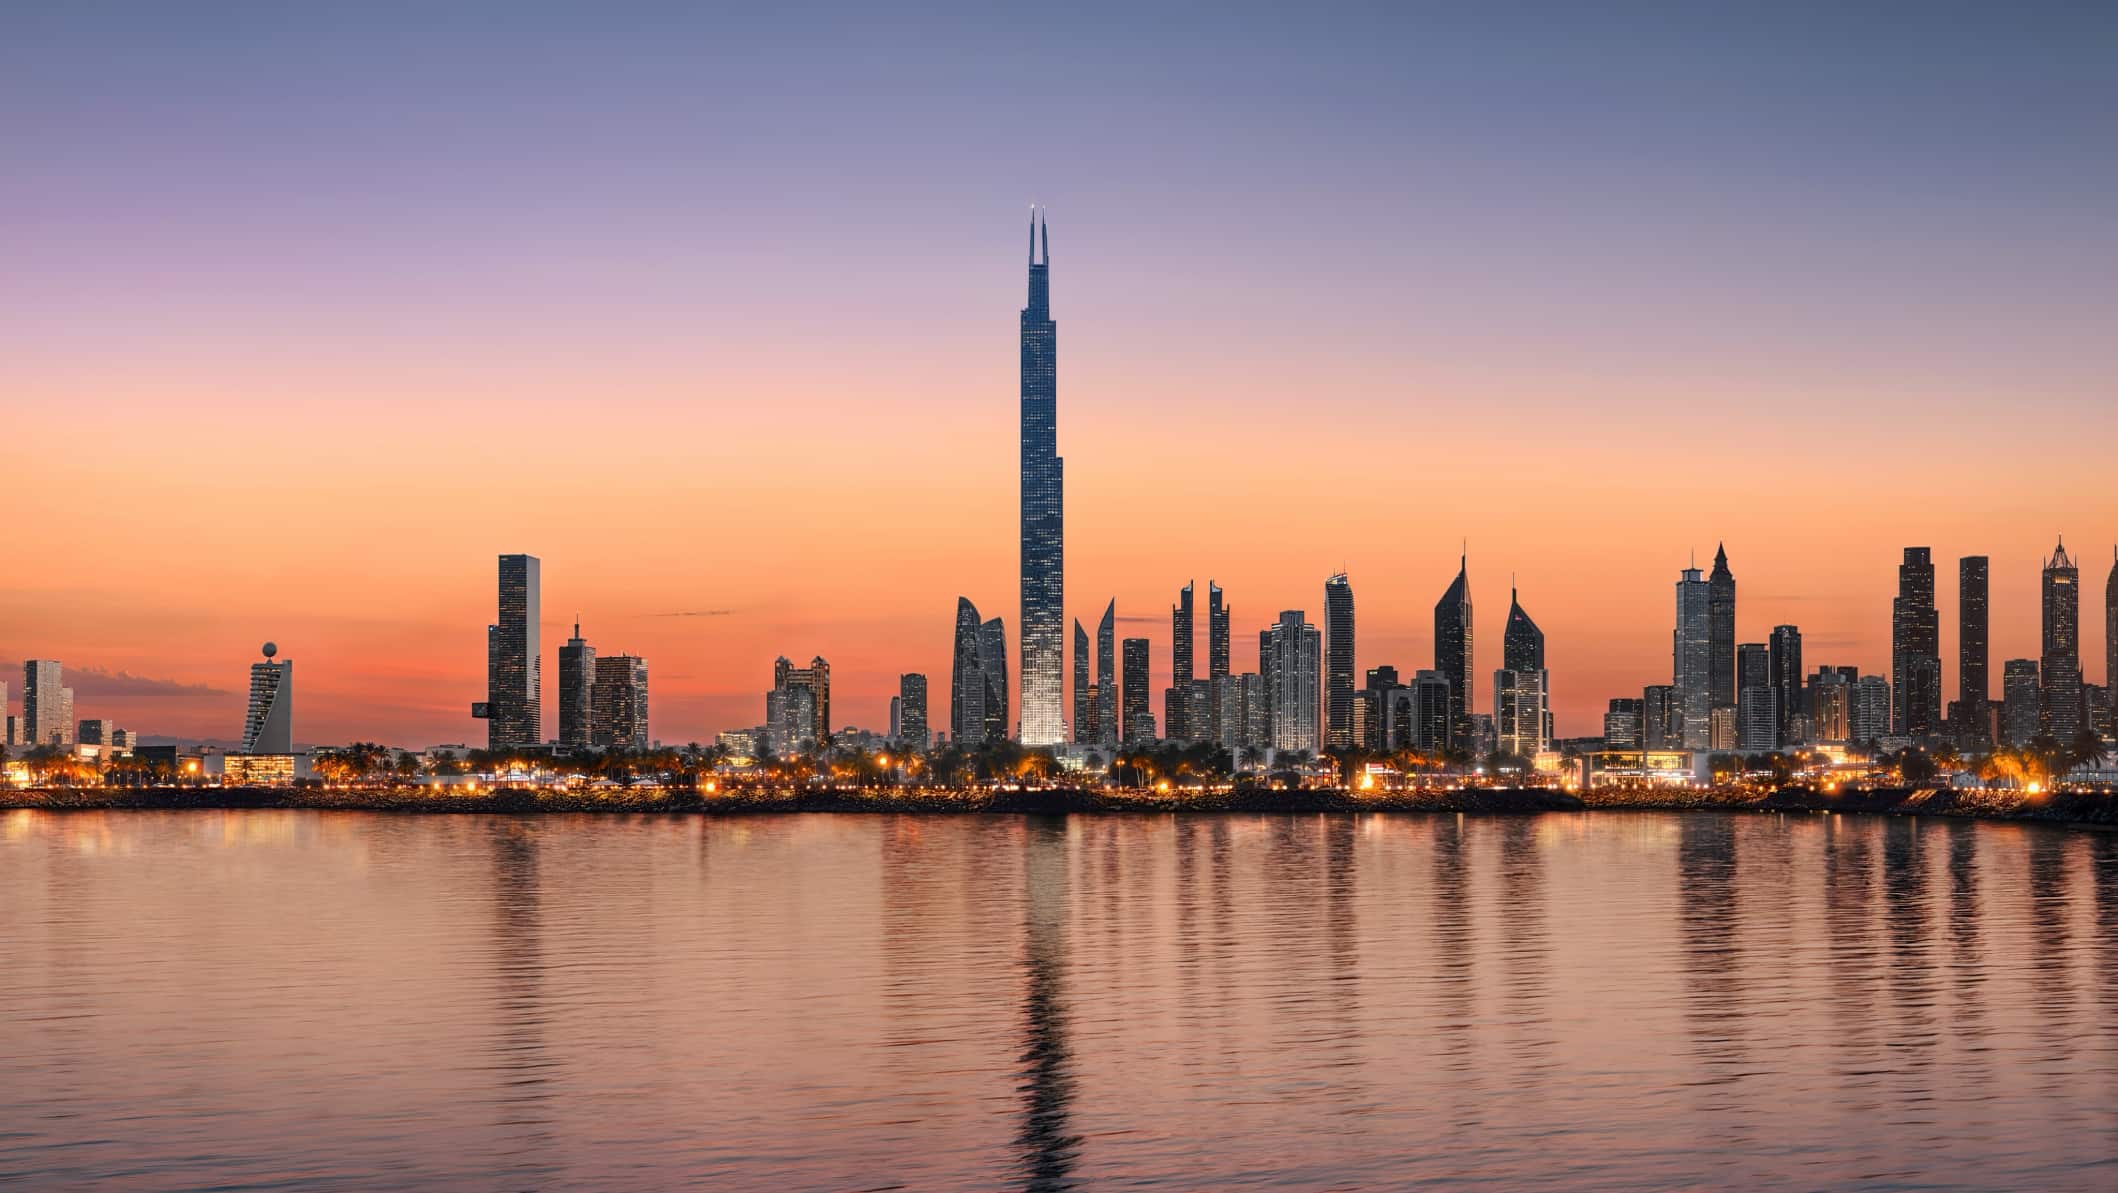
[7,8,2117,746]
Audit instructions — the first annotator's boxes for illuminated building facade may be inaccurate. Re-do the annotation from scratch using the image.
[592,654,649,750]
[1892,547,1942,736]
[1121,637,1152,744]
[22,660,72,747]
[1017,209,1065,747]
[1959,555,1989,740]
[485,553,541,749]
[1262,610,1321,753]
[2042,539,2083,740]
[1673,566,1712,749]
[557,620,595,749]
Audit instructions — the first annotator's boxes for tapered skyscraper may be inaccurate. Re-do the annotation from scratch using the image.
[1168,581,1195,740]
[1434,553,1473,753]
[2042,538,2082,740]
[1018,209,1065,746]
[1708,543,1737,712]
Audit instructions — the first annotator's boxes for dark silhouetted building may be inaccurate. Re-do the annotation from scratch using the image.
[1892,547,1941,737]
[1324,573,1356,749]
[557,619,595,749]
[1121,637,1152,744]
[1736,643,1774,751]
[2042,539,2082,740]
[1708,544,1737,716]
[1958,555,1989,740]
[2003,658,2041,745]
[486,553,541,749]
[1167,581,1195,741]
[1434,553,1473,752]
[1072,619,1091,744]
[898,673,928,748]
[1767,625,1801,746]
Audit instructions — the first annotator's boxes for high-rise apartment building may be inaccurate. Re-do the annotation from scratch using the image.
[1017,210,1065,746]
[772,655,831,746]
[557,620,596,749]
[1892,547,1942,736]
[1643,683,1680,749]
[1262,610,1321,754]
[1806,668,1852,743]
[2106,549,2117,705]
[1495,585,1548,758]
[1604,698,1644,748]
[1434,554,1473,752]
[1768,625,1802,745]
[485,553,541,749]
[952,598,1003,746]
[1168,582,1195,741]
[240,643,294,754]
[591,655,650,750]
[897,674,928,748]
[22,660,71,747]
[2003,658,2041,745]
[2042,539,2083,740]
[1850,675,1892,744]
[1120,637,1152,744]
[1411,671,1452,753]
[1323,573,1356,749]
[1736,643,1774,751]
[1673,565,1713,749]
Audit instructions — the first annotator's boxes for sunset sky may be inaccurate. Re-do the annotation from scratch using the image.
[5,4,2115,746]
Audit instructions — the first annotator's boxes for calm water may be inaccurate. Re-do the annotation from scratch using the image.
[4,811,2117,1191]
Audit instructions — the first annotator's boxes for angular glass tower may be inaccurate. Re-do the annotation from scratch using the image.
[1434,554,1473,753]
[2042,538,2082,740]
[1018,209,1065,746]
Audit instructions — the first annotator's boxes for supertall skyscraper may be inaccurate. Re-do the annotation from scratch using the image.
[486,553,541,749]
[1017,209,1065,746]
[1434,554,1473,753]
[1323,573,1356,749]
[2042,538,2082,740]
[240,643,293,754]
[1674,563,1713,749]
[1959,555,1989,737]
[1708,544,1736,713]
[1892,547,1941,736]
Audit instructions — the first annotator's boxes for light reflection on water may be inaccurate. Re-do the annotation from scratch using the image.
[3,810,2116,1190]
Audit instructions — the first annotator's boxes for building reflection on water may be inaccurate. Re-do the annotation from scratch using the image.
[487,821,557,1185]
[1015,815,1078,1191]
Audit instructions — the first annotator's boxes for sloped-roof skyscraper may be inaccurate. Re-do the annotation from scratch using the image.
[1434,554,1473,753]
[2042,538,2083,740]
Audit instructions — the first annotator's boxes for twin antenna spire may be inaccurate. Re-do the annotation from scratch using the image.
[1028,205,1050,265]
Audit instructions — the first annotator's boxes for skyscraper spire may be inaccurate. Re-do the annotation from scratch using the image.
[1029,205,1037,263]
[1039,206,1049,264]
